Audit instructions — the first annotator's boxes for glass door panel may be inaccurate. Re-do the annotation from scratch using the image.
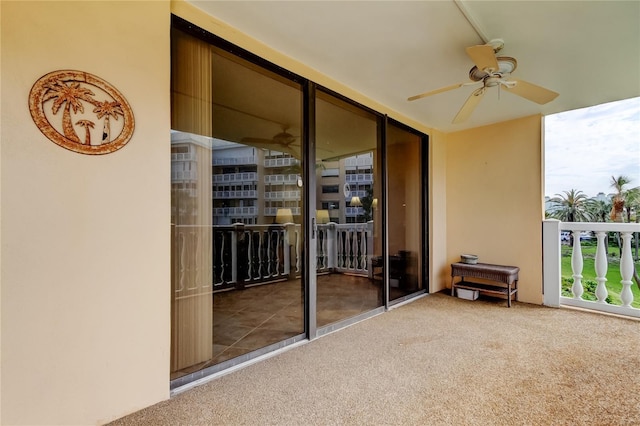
[315,90,382,328]
[387,123,424,302]
[171,27,304,381]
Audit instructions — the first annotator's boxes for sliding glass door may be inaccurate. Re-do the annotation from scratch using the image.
[169,17,428,388]
[171,26,305,383]
[315,90,383,329]
[386,122,425,302]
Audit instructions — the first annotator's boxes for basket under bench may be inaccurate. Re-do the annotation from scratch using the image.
[450,262,520,307]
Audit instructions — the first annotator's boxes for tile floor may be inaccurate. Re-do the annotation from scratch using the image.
[171,272,416,380]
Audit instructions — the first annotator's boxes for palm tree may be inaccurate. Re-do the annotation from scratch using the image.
[93,101,124,144]
[608,176,640,288]
[76,120,95,145]
[588,198,613,255]
[623,186,639,224]
[548,189,594,222]
[609,175,631,222]
[42,79,95,143]
[623,186,640,261]
[588,199,611,223]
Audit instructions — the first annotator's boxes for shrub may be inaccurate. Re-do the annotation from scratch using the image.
[561,277,612,303]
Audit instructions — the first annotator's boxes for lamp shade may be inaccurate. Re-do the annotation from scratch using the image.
[275,208,294,224]
[316,210,330,224]
[350,196,362,207]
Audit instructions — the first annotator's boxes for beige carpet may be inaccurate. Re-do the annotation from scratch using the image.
[110,292,640,425]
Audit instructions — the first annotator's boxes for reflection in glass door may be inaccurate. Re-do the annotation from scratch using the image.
[170,26,305,384]
[314,90,383,329]
[387,122,424,302]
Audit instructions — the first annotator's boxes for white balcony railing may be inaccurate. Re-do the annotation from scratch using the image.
[213,190,258,199]
[212,156,257,166]
[264,158,299,168]
[212,172,258,183]
[345,174,373,183]
[173,221,374,292]
[543,220,640,318]
[264,191,300,200]
[264,174,299,184]
[263,207,301,216]
[213,206,258,217]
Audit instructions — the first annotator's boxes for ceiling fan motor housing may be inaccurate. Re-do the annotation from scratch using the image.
[469,56,517,83]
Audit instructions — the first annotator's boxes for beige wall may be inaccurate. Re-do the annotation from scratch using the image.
[445,115,544,304]
[429,130,449,293]
[1,1,171,424]
[0,0,546,424]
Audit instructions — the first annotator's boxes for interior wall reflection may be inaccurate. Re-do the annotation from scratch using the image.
[315,91,383,328]
[387,124,423,301]
[171,28,304,381]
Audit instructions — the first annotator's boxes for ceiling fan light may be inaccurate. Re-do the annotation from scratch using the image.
[496,56,517,74]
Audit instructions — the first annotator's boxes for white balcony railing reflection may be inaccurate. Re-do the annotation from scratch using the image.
[264,174,299,184]
[264,158,299,168]
[212,172,258,183]
[316,222,373,275]
[213,190,258,199]
[543,220,640,318]
[172,221,374,292]
[264,207,301,216]
[213,206,257,217]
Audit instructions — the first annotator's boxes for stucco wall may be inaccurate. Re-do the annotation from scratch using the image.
[1,1,171,424]
[429,130,449,293]
[446,115,544,304]
[0,1,545,424]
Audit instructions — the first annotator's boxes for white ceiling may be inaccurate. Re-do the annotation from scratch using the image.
[188,0,640,132]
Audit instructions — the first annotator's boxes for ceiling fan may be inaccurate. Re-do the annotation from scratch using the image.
[408,39,559,124]
[241,126,300,157]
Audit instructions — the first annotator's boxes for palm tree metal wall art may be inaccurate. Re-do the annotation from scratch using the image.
[29,70,134,155]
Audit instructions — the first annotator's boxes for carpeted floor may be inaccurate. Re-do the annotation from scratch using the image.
[110,292,640,425]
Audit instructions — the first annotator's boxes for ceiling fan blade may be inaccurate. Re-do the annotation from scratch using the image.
[241,137,300,158]
[407,83,465,101]
[452,87,485,124]
[503,79,559,104]
[466,45,499,72]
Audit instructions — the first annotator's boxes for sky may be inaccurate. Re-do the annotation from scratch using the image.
[544,96,640,199]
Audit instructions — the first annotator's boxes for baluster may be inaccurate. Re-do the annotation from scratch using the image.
[218,231,226,285]
[337,231,344,268]
[295,227,301,273]
[355,229,361,270]
[258,230,264,278]
[177,230,185,291]
[342,230,348,269]
[594,231,609,303]
[283,227,291,276]
[362,229,368,272]
[315,228,322,270]
[276,229,282,276]
[327,224,336,270]
[322,228,327,270]
[361,229,366,270]
[231,226,238,285]
[267,230,273,277]
[571,230,584,299]
[350,229,356,270]
[619,232,634,307]
[247,230,254,281]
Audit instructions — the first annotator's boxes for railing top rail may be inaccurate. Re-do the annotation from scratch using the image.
[554,221,640,232]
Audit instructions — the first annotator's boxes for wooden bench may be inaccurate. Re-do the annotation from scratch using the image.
[450,262,520,307]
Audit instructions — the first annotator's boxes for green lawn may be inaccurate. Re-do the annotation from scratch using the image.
[561,241,640,308]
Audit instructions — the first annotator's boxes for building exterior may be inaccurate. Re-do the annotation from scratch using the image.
[2,2,549,424]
